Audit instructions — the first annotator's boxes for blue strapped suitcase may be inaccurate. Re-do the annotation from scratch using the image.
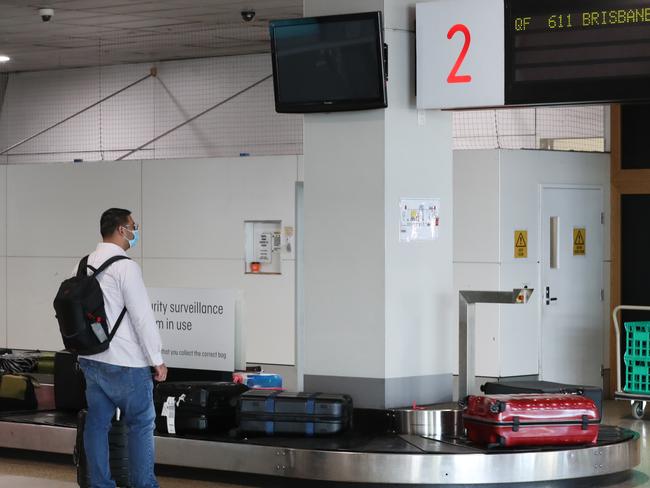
[238,390,352,436]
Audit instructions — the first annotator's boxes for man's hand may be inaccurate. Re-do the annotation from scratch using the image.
[153,364,168,382]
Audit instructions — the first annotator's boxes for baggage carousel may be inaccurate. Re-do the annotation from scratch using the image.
[0,409,640,485]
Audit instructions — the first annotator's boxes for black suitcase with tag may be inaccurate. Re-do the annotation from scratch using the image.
[238,390,353,436]
[54,351,87,411]
[75,409,130,487]
[480,380,603,419]
[154,381,248,435]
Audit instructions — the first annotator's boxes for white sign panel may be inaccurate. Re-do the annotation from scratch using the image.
[148,288,236,371]
[399,198,440,242]
[416,0,505,109]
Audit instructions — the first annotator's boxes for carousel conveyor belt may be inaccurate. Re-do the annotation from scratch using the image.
[0,410,640,485]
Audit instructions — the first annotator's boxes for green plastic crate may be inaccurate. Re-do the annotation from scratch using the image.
[624,321,650,362]
[623,322,650,394]
[625,358,650,395]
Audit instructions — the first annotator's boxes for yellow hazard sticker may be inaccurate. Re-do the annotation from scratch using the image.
[573,228,586,256]
[514,230,528,259]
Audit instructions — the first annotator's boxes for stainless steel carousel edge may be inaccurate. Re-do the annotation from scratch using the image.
[0,421,640,485]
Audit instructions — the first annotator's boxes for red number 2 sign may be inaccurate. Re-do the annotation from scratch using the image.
[447,24,472,84]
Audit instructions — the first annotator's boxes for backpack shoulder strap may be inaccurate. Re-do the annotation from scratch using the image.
[92,255,131,277]
[93,255,131,342]
[108,308,128,341]
[76,256,90,278]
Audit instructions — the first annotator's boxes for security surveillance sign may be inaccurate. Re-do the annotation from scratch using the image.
[148,288,235,371]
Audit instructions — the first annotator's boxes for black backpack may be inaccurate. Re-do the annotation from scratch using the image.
[53,255,130,355]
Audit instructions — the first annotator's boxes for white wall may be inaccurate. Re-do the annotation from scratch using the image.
[1,157,298,366]
[500,150,611,373]
[141,157,297,364]
[303,111,387,379]
[6,162,142,349]
[0,166,5,348]
[454,149,610,377]
[0,55,302,163]
[384,25,454,379]
[303,0,455,396]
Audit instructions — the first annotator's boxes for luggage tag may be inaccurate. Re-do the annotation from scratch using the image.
[161,396,176,434]
[160,395,187,435]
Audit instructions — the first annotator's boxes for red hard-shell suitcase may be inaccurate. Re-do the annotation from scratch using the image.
[463,394,600,448]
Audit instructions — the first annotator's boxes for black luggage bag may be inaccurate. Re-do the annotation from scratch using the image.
[54,351,87,411]
[238,390,353,436]
[75,409,130,488]
[153,381,248,435]
[165,367,232,383]
[480,380,603,419]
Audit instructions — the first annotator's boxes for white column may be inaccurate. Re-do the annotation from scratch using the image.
[302,0,454,408]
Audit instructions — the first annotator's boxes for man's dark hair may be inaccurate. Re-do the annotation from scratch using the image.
[100,208,132,238]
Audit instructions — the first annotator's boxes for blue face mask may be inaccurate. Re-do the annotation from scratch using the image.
[122,227,139,249]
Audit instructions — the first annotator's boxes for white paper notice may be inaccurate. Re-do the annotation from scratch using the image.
[399,198,441,242]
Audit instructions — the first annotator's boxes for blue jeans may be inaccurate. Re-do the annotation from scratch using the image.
[79,358,159,488]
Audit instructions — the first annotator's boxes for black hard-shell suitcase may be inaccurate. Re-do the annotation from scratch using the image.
[154,381,248,434]
[75,409,130,487]
[238,390,353,436]
[54,351,87,411]
[165,367,232,383]
[480,380,603,419]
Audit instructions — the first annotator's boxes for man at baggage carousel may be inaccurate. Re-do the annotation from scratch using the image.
[74,208,167,488]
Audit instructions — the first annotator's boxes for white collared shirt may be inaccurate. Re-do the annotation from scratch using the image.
[77,242,163,368]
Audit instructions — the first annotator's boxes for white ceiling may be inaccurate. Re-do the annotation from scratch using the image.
[0,0,302,73]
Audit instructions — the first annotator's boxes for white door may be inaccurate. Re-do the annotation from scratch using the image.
[540,186,603,387]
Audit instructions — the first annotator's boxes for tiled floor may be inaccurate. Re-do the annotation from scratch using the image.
[0,400,649,487]
[0,451,247,487]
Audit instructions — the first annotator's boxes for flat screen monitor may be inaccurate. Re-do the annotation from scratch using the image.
[505,0,650,105]
[270,11,387,113]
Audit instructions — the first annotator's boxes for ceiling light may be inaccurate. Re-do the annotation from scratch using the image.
[0,56,10,63]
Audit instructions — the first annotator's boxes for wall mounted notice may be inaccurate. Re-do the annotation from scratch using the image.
[514,230,528,258]
[244,220,283,274]
[399,198,440,242]
[573,227,586,256]
[148,288,235,371]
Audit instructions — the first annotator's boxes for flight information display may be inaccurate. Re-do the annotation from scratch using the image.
[505,0,650,105]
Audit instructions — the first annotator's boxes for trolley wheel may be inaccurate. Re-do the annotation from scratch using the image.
[632,401,645,419]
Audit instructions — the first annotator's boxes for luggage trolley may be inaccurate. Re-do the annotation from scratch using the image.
[613,305,650,419]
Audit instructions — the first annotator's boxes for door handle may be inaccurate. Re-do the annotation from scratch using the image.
[545,286,558,305]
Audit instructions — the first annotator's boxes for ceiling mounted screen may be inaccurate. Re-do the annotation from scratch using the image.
[270,11,387,113]
[505,0,650,105]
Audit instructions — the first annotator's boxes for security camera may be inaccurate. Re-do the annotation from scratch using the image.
[241,9,256,22]
[39,7,54,22]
